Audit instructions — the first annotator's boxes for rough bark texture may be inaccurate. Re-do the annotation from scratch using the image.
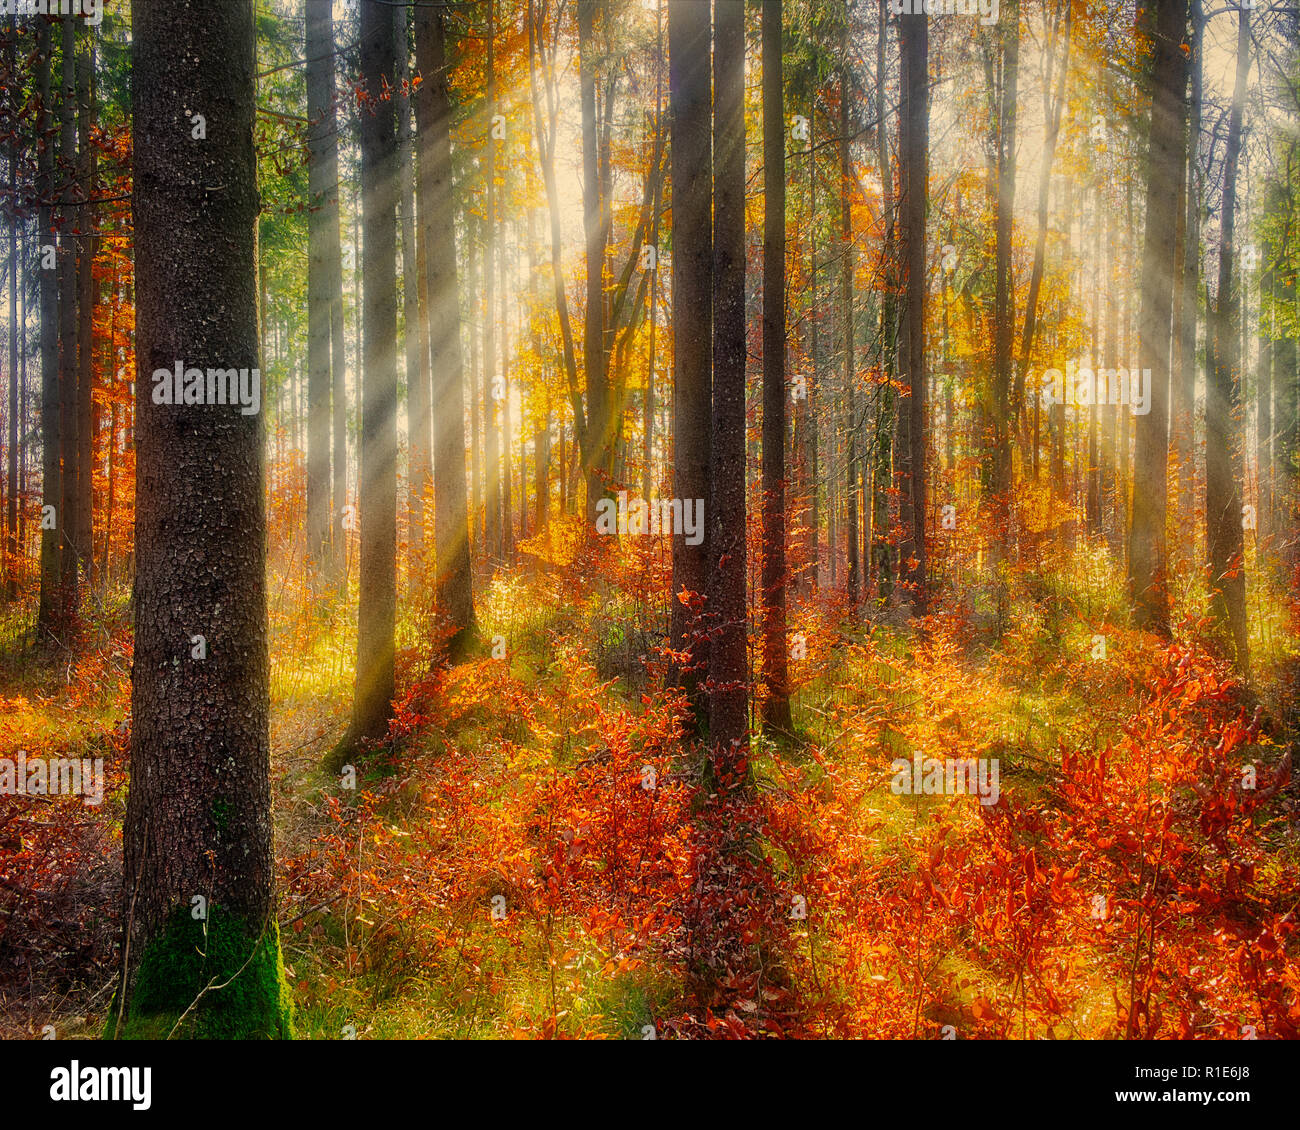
[709,0,749,766]
[667,0,711,721]
[121,0,290,1039]
[416,0,475,659]
[343,0,400,754]
[760,0,791,732]
[1128,0,1188,632]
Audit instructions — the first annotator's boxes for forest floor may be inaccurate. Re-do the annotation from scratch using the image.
[2,522,1298,1039]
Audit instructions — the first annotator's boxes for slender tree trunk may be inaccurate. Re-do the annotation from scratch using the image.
[872,0,894,599]
[840,47,859,606]
[415,0,475,659]
[394,2,428,573]
[1204,6,1251,669]
[36,20,60,640]
[57,16,79,629]
[306,1,334,573]
[6,26,17,603]
[991,1,1019,568]
[760,0,791,732]
[1173,0,1201,538]
[579,0,611,526]
[120,0,290,1037]
[896,8,927,612]
[484,0,501,562]
[76,37,95,593]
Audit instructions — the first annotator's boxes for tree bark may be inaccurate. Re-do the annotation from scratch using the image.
[1128,0,1188,633]
[760,0,791,732]
[667,0,711,722]
[896,7,927,612]
[121,0,289,1037]
[709,0,749,767]
[340,0,400,756]
[415,0,475,659]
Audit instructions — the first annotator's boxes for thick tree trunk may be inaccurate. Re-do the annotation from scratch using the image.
[120,0,290,1038]
[1128,0,1188,633]
[667,0,711,721]
[341,0,400,755]
[709,0,748,767]
[760,0,791,732]
[415,0,475,659]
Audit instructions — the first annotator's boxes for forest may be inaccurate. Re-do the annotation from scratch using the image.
[0,0,1297,1045]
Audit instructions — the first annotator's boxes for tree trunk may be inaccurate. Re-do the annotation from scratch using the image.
[1173,0,1201,540]
[120,0,290,1038]
[76,36,96,594]
[306,0,334,574]
[991,0,1019,568]
[760,0,791,732]
[6,27,17,602]
[36,19,60,641]
[579,0,611,525]
[339,0,400,757]
[394,1,428,574]
[58,16,79,630]
[1128,0,1188,633]
[841,46,859,606]
[709,0,748,767]
[1204,6,1251,669]
[484,2,501,562]
[896,7,927,612]
[415,0,475,659]
[667,0,711,722]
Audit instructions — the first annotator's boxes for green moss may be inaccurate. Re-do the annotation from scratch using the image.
[109,905,294,1039]
[211,797,232,836]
